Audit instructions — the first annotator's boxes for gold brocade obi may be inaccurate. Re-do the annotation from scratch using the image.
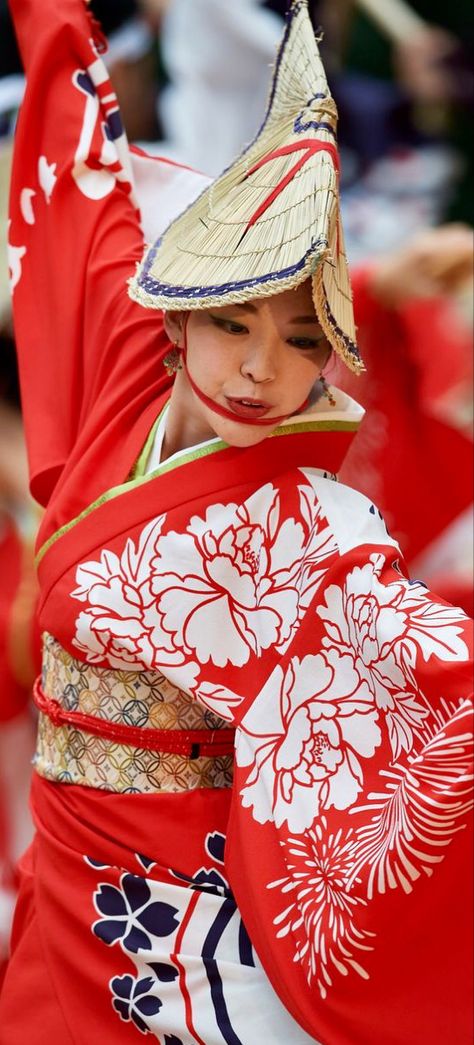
[34,634,234,794]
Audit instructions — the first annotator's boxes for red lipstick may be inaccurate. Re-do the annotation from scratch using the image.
[224,396,272,419]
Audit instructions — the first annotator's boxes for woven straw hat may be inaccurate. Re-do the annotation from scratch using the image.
[129,0,363,373]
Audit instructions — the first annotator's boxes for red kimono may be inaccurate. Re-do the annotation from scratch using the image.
[1,2,472,1043]
[0,514,38,986]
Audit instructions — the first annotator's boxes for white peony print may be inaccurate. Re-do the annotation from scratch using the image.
[71,516,197,689]
[317,554,469,758]
[237,650,382,832]
[142,483,336,669]
[195,681,245,723]
[71,483,337,697]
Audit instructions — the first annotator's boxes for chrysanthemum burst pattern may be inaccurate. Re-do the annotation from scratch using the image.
[269,819,374,998]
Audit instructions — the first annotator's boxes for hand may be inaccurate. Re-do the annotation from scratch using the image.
[137,0,172,29]
[369,224,474,307]
[0,402,29,505]
[394,26,460,103]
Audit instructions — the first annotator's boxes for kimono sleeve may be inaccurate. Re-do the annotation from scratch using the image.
[8,0,168,506]
[316,546,473,739]
[226,541,473,1044]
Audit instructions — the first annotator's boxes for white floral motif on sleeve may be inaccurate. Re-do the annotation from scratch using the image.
[142,483,337,669]
[71,482,337,684]
[268,817,375,997]
[237,650,382,832]
[317,553,469,758]
[237,551,470,831]
[268,699,473,997]
[71,515,197,690]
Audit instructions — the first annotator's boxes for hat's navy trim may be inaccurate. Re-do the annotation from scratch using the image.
[322,298,360,360]
[294,117,336,136]
[294,92,337,137]
[139,235,324,299]
[138,237,362,363]
[261,1,302,131]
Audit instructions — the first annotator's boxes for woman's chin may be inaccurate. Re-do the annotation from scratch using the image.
[223,427,276,448]
[207,412,281,448]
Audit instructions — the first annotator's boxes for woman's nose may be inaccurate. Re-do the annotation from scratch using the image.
[240,336,277,383]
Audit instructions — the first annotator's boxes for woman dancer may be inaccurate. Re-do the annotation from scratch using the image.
[1,1,472,1043]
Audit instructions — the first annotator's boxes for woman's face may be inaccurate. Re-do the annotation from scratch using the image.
[163,281,331,449]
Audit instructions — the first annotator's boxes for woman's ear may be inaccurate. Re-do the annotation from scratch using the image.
[163,310,185,346]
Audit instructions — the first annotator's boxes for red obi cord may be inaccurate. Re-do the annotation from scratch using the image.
[33,677,235,758]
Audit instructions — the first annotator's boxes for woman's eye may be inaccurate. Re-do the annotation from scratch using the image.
[211,316,247,335]
[289,336,324,350]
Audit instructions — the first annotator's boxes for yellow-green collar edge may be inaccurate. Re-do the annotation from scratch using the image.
[35,416,359,566]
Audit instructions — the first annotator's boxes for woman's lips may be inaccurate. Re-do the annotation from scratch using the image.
[224,396,273,420]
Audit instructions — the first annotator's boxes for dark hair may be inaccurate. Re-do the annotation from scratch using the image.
[0,328,21,408]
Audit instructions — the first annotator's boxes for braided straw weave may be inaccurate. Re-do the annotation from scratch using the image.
[129,0,363,373]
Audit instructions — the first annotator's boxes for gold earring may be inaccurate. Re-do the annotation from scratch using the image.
[320,375,336,407]
[163,344,182,376]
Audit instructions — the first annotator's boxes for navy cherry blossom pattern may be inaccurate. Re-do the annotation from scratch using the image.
[170,831,230,897]
[90,831,256,1041]
[93,873,179,952]
[205,831,225,864]
[111,974,163,1035]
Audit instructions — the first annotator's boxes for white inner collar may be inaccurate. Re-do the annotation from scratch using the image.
[144,385,363,474]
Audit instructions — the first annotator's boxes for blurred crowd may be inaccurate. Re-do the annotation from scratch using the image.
[0,0,473,983]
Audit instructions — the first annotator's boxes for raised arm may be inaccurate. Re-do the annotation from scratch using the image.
[8,0,169,508]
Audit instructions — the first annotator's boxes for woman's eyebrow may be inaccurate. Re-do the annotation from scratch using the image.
[229,303,258,314]
[217,306,320,325]
[289,316,321,324]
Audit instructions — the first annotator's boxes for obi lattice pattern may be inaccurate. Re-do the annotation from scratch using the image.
[34,634,234,794]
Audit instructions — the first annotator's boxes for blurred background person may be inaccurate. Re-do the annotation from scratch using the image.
[146,0,285,174]
[0,0,161,142]
[337,222,474,616]
[323,0,473,257]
